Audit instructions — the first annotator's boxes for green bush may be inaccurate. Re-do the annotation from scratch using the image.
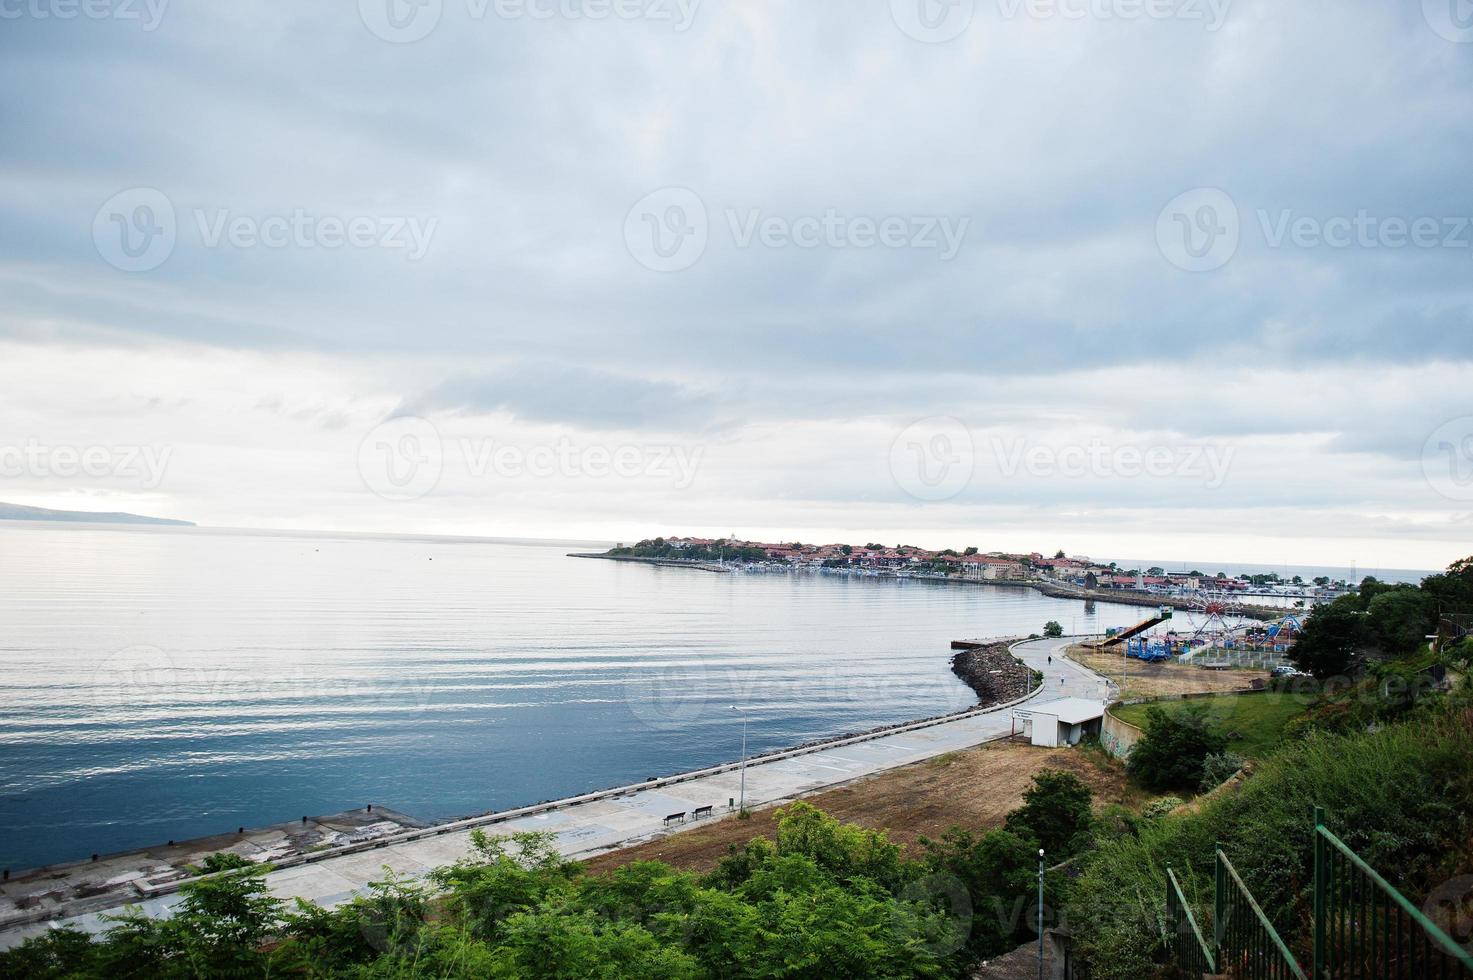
[1124,704,1228,792]
[1198,751,1245,792]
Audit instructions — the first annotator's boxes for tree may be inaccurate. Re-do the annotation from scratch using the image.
[1291,597,1369,677]
[1126,705,1228,792]
[1148,566,1165,577]
[1055,549,1067,559]
[1366,587,1437,655]
[964,546,978,556]
[1043,621,1064,638]
[1004,769,1093,858]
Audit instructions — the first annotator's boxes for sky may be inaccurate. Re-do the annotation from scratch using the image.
[1,0,1471,571]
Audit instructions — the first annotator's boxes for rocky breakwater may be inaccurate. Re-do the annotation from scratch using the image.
[950,639,1035,707]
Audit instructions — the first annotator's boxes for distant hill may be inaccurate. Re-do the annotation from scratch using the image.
[0,502,195,527]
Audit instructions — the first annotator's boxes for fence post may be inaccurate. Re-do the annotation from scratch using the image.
[1312,806,1326,979]
[1214,843,1226,952]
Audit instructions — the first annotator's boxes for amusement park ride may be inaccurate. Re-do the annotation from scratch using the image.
[1112,592,1304,666]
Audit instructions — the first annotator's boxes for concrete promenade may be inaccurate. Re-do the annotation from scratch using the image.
[0,636,1111,948]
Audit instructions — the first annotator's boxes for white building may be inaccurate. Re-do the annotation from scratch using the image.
[1012,698,1106,748]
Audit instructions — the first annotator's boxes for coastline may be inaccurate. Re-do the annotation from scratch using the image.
[568,552,1287,620]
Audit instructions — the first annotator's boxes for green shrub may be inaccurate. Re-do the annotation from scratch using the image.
[1198,751,1245,792]
[1125,704,1228,792]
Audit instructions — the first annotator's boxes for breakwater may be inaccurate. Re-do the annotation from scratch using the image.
[950,638,1035,706]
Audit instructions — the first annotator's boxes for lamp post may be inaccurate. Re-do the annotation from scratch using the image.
[731,705,749,813]
[1037,848,1046,980]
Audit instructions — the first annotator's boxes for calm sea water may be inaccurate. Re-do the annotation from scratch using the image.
[0,524,1147,871]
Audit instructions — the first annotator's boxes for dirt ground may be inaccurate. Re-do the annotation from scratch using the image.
[581,740,1131,875]
[1066,644,1267,701]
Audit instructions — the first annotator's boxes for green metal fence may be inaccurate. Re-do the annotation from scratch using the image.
[1215,845,1308,980]
[1160,809,1473,980]
[1166,865,1217,977]
[1313,807,1473,979]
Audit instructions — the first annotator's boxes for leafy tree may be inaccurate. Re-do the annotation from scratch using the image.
[1126,705,1228,792]
[1054,549,1067,559]
[1291,597,1369,677]
[1003,769,1093,859]
[1365,587,1437,655]
[1043,621,1064,638]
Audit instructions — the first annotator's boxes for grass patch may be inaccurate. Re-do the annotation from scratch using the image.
[1113,692,1314,758]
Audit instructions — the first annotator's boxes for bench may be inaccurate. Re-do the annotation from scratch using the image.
[692,805,713,819]
[662,812,686,826]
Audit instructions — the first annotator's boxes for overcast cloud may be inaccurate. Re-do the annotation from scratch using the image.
[1,0,1470,569]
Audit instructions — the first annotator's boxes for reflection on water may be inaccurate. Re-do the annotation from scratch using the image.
[0,524,1145,870]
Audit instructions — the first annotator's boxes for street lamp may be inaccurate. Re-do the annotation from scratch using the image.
[1037,848,1046,980]
[731,705,750,813]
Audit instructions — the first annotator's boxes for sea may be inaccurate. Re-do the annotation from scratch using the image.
[0,522,1222,871]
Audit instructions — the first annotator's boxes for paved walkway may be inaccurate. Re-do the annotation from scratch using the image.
[1,637,1111,947]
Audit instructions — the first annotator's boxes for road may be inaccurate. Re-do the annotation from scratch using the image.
[0,636,1111,948]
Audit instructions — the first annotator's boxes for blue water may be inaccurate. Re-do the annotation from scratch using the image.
[0,524,1147,872]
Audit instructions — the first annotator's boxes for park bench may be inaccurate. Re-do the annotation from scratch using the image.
[692,805,713,819]
[663,812,685,826]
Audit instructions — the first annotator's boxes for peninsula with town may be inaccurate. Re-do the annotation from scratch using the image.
[576,536,1353,613]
